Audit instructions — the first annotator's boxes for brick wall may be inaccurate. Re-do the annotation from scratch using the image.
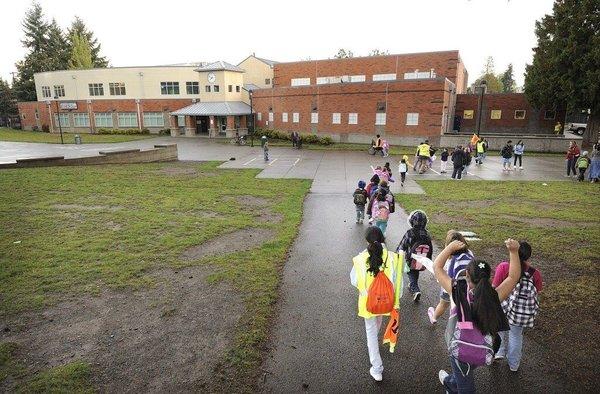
[273,51,465,91]
[455,93,566,135]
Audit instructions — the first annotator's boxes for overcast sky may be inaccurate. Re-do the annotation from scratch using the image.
[1,0,555,87]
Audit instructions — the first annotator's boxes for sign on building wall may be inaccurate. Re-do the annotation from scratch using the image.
[490,110,502,120]
[463,110,474,119]
[59,102,78,110]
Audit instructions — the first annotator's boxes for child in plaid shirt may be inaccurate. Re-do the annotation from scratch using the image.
[492,241,543,372]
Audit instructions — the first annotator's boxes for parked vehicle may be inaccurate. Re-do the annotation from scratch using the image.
[567,122,587,136]
[230,134,247,145]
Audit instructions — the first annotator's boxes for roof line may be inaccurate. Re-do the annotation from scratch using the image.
[274,50,461,66]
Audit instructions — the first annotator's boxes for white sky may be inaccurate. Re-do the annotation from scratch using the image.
[1,0,555,87]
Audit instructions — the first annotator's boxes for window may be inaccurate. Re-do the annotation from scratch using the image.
[236,85,240,92]
[404,69,436,79]
[544,110,556,120]
[406,113,419,126]
[514,110,526,120]
[160,82,179,95]
[257,112,262,121]
[88,83,104,96]
[490,110,502,120]
[177,115,185,127]
[54,113,70,127]
[375,113,386,125]
[268,112,274,122]
[118,112,138,127]
[332,113,341,124]
[311,112,318,124]
[214,85,220,93]
[348,113,358,125]
[73,113,89,127]
[265,78,271,85]
[377,102,386,112]
[53,85,65,97]
[205,85,211,92]
[349,75,366,82]
[291,78,310,86]
[186,82,199,94]
[35,110,39,120]
[282,112,288,122]
[228,85,232,92]
[293,112,299,123]
[372,73,396,82]
[463,110,474,119]
[94,113,113,127]
[41,86,51,98]
[109,82,126,96]
[143,112,164,127]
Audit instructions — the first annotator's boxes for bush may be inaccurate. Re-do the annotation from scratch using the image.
[255,128,333,146]
[159,128,171,135]
[32,126,39,132]
[97,128,150,135]
[41,124,50,133]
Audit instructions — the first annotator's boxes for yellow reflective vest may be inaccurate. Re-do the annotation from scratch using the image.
[418,144,431,157]
[351,248,405,318]
[476,141,485,153]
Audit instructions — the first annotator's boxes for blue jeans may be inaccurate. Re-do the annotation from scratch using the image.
[497,324,524,370]
[355,205,365,221]
[375,220,387,235]
[407,269,420,293]
[444,356,475,394]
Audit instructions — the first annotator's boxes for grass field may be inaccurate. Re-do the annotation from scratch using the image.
[0,162,310,391]
[396,180,600,386]
[0,128,156,144]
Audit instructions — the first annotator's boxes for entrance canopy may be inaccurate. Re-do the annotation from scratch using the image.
[171,101,251,116]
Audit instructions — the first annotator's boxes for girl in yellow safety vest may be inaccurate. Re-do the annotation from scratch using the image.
[350,226,406,382]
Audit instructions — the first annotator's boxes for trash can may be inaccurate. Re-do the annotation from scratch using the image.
[74,134,82,144]
[261,135,267,147]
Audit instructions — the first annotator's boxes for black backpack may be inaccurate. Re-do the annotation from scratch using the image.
[353,189,366,205]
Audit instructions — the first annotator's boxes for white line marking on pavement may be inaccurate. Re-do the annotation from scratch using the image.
[467,172,474,176]
[370,165,375,172]
[268,158,278,166]
[293,158,300,166]
[429,168,441,175]
[243,157,257,166]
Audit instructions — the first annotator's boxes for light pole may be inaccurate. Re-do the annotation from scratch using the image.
[54,95,64,144]
[249,89,254,147]
[476,80,487,137]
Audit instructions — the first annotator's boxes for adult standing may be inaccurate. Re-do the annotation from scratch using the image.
[566,141,581,177]
[291,131,299,148]
[513,140,525,170]
[350,226,404,382]
[372,134,383,154]
[414,140,432,171]
[451,146,466,180]
[588,141,600,183]
[501,140,514,172]
[475,138,486,165]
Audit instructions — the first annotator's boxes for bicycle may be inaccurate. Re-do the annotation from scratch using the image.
[368,146,384,156]
[230,135,247,145]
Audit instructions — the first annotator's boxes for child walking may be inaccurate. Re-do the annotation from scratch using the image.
[576,151,591,181]
[372,191,390,235]
[396,210,433,302]
[440,148,449,174]
[353,180,369,224]
[399,156,408,187]
[263,140,269,161]
[492,241,543,371]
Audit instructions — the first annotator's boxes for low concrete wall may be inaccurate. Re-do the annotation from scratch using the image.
[439,134,575,153]
[0,144,177,169]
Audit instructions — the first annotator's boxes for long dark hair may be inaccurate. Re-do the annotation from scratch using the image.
[467,260,502,336]
[366,226,385,276]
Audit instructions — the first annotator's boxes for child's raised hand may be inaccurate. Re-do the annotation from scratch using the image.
[447,240,465,252]
[505,238,520,252]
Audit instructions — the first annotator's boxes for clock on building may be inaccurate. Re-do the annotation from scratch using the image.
[207,73,216,83]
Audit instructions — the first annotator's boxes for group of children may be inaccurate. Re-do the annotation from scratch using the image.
[353,163,396,235]
[351,210,543,391]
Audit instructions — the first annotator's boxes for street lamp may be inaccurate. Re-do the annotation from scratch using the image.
[54,95,64,144]
[475,80,487,136]
[249,89,254,147]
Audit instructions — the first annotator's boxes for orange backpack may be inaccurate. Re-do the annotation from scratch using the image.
[366,264,395,314]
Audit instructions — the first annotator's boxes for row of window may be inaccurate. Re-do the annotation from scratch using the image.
[258,111,419,126]
[42,82,244,98]
[463,109,556,120]
[290,70,436,87]
[52,112,166,128]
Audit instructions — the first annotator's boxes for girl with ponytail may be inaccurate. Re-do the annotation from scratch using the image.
[350,226,404,382]
[432,238,522,392]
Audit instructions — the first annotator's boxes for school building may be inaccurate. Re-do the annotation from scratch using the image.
[17,51,562,144]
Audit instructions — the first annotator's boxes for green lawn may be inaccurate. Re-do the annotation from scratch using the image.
[0,162,310,391]
[396,180,600,386]
[0,128,156,144]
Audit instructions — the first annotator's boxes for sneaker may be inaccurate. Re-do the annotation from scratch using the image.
[413,292,421,302]
[519,166,523,170]
[494,353,505,361]
[370,368,383,382]
[509,366,519,372]
[438,370,449,385]
[401,182,404,187]
[427,307,437,324]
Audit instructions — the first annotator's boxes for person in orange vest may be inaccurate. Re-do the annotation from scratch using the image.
[351,226,405,381]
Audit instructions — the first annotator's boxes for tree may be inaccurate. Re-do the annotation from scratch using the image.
[500,64,516,93]
[368,49,389,56]
[68,33,93,69]
[46,19,70,71]
[0,79,17,117]
[524,0,600,146]
[470,56,504,93]
[334,49,354,59]
[67,16,108,67]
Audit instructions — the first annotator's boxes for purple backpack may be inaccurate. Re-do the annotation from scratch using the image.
[446,278,494,366]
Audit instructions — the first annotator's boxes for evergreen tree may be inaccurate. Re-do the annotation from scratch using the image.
[0,79,17,117]
[500,64,516,93]
[334,49,354,59]
[47,19,70,71]
[525,0,600,145]
[20,1,47,52]
[68,16,108,67]
[368,49,389,56]
[68,33,93,69]
[470,56,504,93]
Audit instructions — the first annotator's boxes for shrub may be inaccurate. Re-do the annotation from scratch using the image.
[41,124,50,133]
[255,128,332,145]
[159,128,171,135]
[97,128,150,135]
[32,126,39,132]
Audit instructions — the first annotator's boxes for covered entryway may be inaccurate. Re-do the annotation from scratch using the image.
[170,101,252,138]
[196,116,209,134]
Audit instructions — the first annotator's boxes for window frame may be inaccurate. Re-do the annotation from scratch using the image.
[109,82,126,96]
[236,85,240,92]
[228,85,232,92]
[311,112,318,124]
[41,86,51,98]
[88,83,104,96]
[291,78,310,87]
[372,73,396,82]
[73,112,90,127]
[544,110,556,120]
[205,85,211,93]
[268,112,274,122]
[160,81,180,95]
[53,85,65,97]
[265,78,271,85]
[282,112,288,123]
[375,113,387,126]
[185,82,199,95]
[213,85,220,93]
[490,109,502,120]
[143,112,165,127]
[514,110,526,120]
[117,112,138,128]
[292,112,300,123]
[53,113,70,127]
[332,113,341,124]
[94,112,113,128]
[463,110,474,119]
[257,112,262,121]
[406,112,419,126]
[348,113,358,125]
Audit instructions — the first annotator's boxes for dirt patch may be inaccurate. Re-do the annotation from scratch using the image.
[234,195,270,208]
[52,204,122,212]
[254,212,284,224]
[0,266,243,392]
[180,228,276,261]
[105,221,122,231]
[155,167,198,176]
[449,199,496,209]
[498,214,594,229]
[431,212,476,228]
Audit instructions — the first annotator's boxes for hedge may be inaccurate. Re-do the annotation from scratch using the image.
[97,128,150,135]
[255,128,333,145]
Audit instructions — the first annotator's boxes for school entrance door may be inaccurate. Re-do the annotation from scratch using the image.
[196,116,209,135]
